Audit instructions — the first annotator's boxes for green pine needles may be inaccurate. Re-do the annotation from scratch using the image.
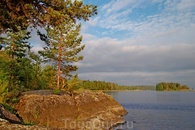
[0,0,97,102]
[3,26,31,60]
[38,19,85,88]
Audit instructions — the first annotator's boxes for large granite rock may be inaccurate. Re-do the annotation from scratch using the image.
[0,118,54,130]
[15,90,127,130]
[0,104,21,124]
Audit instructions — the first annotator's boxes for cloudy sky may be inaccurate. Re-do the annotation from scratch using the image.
[30,0,195,88]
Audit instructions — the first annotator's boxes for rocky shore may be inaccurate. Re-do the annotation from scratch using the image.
[0,90,127,130]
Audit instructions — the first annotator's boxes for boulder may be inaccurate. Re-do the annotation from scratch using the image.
[15,90,127,130]
[0,118,54,130]
[0,104,21,124]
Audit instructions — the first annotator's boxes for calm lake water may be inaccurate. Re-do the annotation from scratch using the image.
[104,91,195,130]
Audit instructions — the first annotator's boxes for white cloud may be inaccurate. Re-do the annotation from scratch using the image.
[164,0,195,12]
[152,0,164,3]
[81,24,88,32]
[77,0,195,88]
[75,32,195,87]
[153,29,177,38]
[28,27,47,47]
[31,47,44,54]
[82,33,97,41]
[101,0,115,11]
[97,0,195,40]
[78,34,195,72]
[102,0,140,16]
[78,70,195,87]
[71,0,82,3]
[87,16,100,26]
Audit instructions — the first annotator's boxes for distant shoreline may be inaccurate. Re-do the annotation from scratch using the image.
[101,90,195,92]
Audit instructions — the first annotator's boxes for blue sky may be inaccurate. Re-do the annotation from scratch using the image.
[30,0,195,88]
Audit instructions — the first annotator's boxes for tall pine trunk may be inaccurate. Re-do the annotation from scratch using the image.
[11,32,15,60]
[57,33,62,88]
[35,66,37,89]
[50,75,53,89]
[35,76,37,88]
[10,32,15,88]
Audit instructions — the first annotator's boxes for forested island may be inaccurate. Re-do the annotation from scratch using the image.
[156,82,190,91]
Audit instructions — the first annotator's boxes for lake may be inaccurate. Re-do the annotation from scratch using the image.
[104,91,195,130]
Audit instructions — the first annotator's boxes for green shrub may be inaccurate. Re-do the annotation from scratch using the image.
[23,119,34,125]
[0,78,9,104]
[53,89,60,95]
[12,97,19,103]
[5,89,20,104]
[3,104,17,115]
[33,107,39,119]
[63,78,81,96]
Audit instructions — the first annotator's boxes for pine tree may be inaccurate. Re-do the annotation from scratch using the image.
[38,17,84,88]
[3,27,31,60]
[40,65,56,89]
[0,0,98,91]
[0,0,97,33]
[29,52,42,89]
[18,57,34,89]
[0,27,31,88]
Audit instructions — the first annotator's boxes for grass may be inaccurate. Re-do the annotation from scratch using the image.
[53,89,60,95]
[91,95,95,99]
[23,119,34,125]
[46,117,50,127]
[33,107,39,119]
[109,95,113,101]
[2,104,17,115]
[77,87,91,92]
[44,117,50,127]
[12,97,19,103]
[77,116,80,122]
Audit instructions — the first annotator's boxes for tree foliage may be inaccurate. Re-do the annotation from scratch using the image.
[0,0,97,33]
[0,0,98,107]
[75,80,156,91]
[0,26,31,90]
[2,26,31,60]
[156,82,189,91]
[38,18,84,88]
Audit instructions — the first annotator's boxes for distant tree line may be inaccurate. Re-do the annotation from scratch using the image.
[76,80,156,91]
[156,82,189,91]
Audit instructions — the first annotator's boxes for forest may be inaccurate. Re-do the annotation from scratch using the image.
[77,80,156,91]
[0,0,98,106]
[156,82,190,91]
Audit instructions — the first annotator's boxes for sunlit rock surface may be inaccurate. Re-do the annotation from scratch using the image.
[13,90,127,130]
